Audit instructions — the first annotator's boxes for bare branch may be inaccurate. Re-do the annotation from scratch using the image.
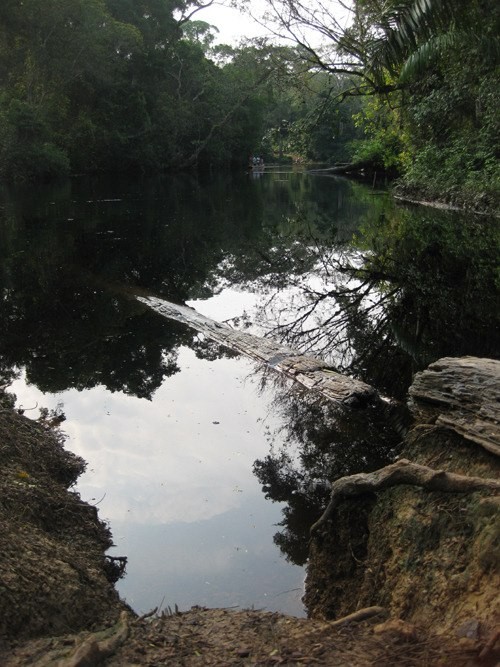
[177,0,218,27]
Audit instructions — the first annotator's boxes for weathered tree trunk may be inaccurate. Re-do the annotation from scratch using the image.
[138,295,378,407]
[310,458,500,535]
[408,356,500,457]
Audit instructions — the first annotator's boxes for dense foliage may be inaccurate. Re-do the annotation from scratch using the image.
[262,0,500,207]
[375,0,500,207]
[346,0,499,206]
[0,0,280,180]
[1,0,498,208]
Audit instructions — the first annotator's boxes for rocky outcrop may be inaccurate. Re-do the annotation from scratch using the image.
[408,356,500,457]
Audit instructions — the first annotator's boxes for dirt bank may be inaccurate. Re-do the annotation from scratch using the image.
[305,358,500,660]
[3,605,484,666]
[0,391,124,643]
[392,185,499,217]
[305,429,499,630]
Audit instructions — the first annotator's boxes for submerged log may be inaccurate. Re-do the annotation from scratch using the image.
[137,295,378,407]
[408,357,500,457]
[308,160,378,175]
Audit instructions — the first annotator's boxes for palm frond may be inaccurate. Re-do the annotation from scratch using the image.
[366,0,482,86]
[398,31,460,82]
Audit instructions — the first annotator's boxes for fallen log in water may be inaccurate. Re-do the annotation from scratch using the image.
[307,160,377,175]
[137,295,379,407]
[408,356,500,457]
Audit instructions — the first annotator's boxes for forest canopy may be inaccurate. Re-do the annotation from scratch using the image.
[0,0,277,178]
[0,0,498,209]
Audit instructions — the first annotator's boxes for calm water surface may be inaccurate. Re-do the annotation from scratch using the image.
[1,168,498,615]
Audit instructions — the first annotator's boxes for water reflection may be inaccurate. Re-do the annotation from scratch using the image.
[230,207,500,399]
[0,171,372,395]
[1,170,498,615]
[252,377,409,566]
[9,348,306,615]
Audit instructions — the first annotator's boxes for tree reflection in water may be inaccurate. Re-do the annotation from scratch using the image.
[245,206,500,400]
[251,206,499,566]
[252,374,408,566]
[1,172,498,571]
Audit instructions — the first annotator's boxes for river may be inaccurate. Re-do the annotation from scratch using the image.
[1,168,498,616]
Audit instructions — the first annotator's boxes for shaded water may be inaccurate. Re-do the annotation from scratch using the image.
[1,168,498,615]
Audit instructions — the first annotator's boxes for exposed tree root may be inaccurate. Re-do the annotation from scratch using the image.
[328,606,387,628]
[64,612,129,667]
[310,458,500,535]
[478,627,500,661]
[36,612,130,666]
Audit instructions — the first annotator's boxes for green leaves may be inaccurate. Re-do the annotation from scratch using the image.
[365,0,499,86]
[0,0,278,178]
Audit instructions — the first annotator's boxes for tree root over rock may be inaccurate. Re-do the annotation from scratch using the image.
[310,458,500,535]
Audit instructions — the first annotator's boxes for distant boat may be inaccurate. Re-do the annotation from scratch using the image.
[249,157,265,171]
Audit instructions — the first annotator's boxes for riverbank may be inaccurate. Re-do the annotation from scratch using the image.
[0,391,125,643]
[2,605,482,666]
[1,357,499,665]
[392,183,499,217]
[309,164,499,217]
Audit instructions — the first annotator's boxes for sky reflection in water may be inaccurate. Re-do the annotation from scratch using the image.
[10,288,306,616]
[4,169,499,619]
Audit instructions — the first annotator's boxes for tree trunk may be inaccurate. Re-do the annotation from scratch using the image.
[308,160,378,175]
